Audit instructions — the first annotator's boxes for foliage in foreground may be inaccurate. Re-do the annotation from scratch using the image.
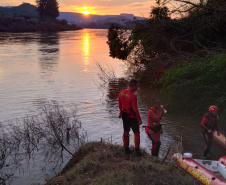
[160,55,226,118]
[108,0,226,62]
[46,142,197,185]
[106,0,226,117]
[107,0,226,86]
[0,101,85,184]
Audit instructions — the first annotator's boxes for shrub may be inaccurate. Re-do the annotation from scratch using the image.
[160,54,226,117]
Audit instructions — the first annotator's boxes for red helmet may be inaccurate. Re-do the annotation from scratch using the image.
[209,105,218,113]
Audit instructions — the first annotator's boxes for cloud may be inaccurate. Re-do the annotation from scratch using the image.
[0,0,156,17]
[60,1,155,17]
[59,0,155,7]
[99,0,111,1]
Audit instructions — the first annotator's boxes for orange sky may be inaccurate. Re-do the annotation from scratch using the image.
[0,0,157,17]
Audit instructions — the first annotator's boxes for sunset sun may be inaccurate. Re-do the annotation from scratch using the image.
[78,6,95,15]
[82,10,90,15]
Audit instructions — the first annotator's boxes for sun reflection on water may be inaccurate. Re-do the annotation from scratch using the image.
[83,32,89,72]
[84,32,89,56]
[0,67,3,81]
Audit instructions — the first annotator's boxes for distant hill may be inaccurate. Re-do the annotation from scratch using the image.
[58,12,147,28]
[0,3,147,28]
[0,3,37,19]
[58,12,146,23]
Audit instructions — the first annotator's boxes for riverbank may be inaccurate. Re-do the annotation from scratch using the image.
[45,142,197,185]
[106,0,226,118]
[0,17,81,32]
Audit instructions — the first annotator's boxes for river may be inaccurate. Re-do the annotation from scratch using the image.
[0,29,225,185]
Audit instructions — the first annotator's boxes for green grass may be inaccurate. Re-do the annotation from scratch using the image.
[160,54,226,119]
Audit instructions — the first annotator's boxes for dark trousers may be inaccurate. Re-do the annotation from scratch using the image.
[122,113,140,149]
[147,133,161,156]
[203,132,213,157]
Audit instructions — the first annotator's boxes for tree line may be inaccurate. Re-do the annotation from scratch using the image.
[0,0,82,32]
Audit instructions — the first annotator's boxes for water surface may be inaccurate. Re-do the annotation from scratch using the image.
[0,29,225,185]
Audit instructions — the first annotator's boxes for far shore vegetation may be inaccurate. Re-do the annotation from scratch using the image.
[0,16,81,32]
[0,2,81,32]
[107,0,226,120]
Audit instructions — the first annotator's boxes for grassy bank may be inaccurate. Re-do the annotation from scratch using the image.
[46,142,197,185]
[160,54,226,119]
[0,17,81,32]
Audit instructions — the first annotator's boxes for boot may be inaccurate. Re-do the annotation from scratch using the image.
[152,153,158,157]
[124,147,133,154]
[135,148,142,156]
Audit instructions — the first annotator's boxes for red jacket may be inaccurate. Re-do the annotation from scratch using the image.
[145,107,163,134]
[118,89,141,122]
[201,112,218,132]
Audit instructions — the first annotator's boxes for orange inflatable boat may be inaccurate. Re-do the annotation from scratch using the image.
[173,153,226,185]
[213,131,226,149]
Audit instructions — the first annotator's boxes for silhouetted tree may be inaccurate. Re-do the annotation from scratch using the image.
[107,24,129,60]
[151,6,169,19]
[36,0,59,21]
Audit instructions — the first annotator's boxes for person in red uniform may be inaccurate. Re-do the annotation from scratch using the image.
[118,79,142,155]
[201,105,219,157]
[145,98,165,157]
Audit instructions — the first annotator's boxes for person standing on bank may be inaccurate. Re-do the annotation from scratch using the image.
[201,105,219,157]
[145,98,165,157]
[118,79,142,155]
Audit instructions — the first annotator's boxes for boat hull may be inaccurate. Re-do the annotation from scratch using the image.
[213,131,226,149]
[173,153,226,185]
